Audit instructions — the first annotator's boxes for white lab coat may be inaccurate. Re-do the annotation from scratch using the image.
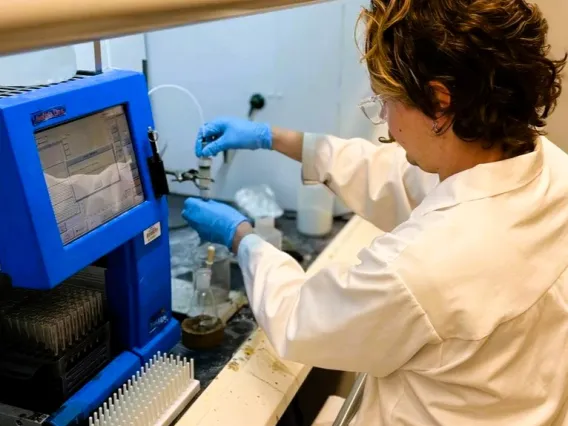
[237,133,568,425]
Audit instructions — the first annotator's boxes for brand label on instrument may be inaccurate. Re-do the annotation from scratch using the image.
[143,222,161,245]
[31,106,66,126]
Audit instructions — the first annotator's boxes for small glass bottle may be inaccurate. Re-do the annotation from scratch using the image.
[195,243,231,303]
[188,246,223,332]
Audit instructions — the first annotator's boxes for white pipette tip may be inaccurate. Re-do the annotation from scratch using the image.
[88,353,200,426]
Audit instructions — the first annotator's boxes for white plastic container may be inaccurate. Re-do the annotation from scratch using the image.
[297,184,334,237]
[0,47,77,86]
[254,217,282,249]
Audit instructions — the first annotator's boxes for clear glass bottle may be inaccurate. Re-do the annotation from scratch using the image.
[182,247,225,349]
[188,267,222,332]
[195,243,231,303]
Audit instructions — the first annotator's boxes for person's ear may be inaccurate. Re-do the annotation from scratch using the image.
[429,81,451,116]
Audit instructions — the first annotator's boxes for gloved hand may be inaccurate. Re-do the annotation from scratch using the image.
[195,117,272,157]
[182,198,249,249]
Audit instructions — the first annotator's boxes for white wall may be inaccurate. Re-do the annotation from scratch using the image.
[145,0,379,211]
[68,1,385,212]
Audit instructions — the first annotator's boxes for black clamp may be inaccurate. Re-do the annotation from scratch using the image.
[165,169,214,189]
[147,127,170,198]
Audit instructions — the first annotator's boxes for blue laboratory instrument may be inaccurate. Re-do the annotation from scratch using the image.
[0,70,197,425]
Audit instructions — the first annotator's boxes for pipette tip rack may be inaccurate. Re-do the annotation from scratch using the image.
[88,352,199,426]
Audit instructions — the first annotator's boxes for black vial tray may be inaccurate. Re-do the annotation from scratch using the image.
[0,321,111,413]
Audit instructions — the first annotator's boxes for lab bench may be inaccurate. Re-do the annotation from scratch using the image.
[176,215,383,426]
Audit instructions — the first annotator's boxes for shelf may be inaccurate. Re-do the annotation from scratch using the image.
[0,0,327,55]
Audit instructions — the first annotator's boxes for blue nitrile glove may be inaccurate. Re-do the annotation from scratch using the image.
[195,117,272,157]
[182,198,249,249]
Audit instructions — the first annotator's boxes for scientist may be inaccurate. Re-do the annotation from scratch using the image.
[183,0,568,424]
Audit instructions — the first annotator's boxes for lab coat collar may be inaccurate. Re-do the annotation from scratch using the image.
[414,137,544,216]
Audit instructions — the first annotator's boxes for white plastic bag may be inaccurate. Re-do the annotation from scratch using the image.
[235,184,284,219]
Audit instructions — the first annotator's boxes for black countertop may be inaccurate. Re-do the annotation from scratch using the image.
[167,195,349,392]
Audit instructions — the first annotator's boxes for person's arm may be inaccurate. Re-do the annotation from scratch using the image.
[273,129,439,232]
[271,127,304,162]
[183,194,441,375]
[236,232,441,376]
[196,118,438,231]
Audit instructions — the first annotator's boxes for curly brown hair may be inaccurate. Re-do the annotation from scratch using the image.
[360,0,567,157]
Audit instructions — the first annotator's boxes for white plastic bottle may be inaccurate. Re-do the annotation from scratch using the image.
[0,47,77,86]
[297,184,334,236]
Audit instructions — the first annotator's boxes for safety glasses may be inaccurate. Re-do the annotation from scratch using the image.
[358,94,387,125]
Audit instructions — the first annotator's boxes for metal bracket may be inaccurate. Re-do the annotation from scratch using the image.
[93,40,103,74]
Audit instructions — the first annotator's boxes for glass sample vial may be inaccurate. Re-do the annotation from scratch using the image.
[198,157,212,199]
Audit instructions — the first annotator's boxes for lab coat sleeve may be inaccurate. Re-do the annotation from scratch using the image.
[238,234,442,377]
[302,133,439,231]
